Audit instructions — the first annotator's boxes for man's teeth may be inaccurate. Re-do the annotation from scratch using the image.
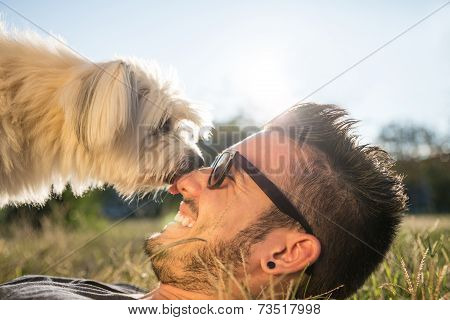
[174,213,183,223]
[174,213,195,228]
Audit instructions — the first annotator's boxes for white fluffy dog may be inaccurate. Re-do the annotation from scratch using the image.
[0,29,210,207]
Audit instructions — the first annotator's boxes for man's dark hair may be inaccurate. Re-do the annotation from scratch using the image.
[260,103,408,299]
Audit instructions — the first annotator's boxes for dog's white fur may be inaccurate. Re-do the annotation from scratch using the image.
[0,28,210,207]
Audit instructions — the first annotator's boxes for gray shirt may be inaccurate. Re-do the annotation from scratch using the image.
[0,275,146,300]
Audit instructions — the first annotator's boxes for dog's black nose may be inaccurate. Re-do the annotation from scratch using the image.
[168,152,205,184]
[187,151,205,171]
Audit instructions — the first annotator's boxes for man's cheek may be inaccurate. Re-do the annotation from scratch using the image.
[195,215,223,239]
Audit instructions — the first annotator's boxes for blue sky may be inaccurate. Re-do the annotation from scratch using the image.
[1,0,449,144]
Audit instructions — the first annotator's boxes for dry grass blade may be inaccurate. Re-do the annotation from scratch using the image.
[239,249,251,297]
[400,256,414,295]
[379,283,398,296]
[434,264,448,300]
[413,248,428,299]
[308,284,345,300]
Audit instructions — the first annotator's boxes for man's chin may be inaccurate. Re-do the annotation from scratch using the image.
[143,224,191,260]
[144,232,163,259]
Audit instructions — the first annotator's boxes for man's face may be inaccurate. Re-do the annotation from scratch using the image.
[144,129,298,295]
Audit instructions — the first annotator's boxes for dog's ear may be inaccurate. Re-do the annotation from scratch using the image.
[60,60,138,149]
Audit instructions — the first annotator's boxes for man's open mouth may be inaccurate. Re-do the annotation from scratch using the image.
[173,200,197,228]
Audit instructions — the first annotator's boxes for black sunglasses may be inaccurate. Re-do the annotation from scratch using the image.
[207,150,314,235]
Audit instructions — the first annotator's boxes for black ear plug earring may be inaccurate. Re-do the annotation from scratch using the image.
[267,261,276,269]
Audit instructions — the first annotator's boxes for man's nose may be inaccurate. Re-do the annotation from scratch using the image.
[168,167,210,196]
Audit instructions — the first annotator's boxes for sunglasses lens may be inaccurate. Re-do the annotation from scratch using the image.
[209,153,231,187]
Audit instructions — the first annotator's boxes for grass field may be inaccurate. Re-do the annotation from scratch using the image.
[0,213,448,299]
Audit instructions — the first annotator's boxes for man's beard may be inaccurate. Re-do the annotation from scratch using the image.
[144,228,254,295]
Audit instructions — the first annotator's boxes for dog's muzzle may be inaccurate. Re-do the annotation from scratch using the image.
[168,151,205,184]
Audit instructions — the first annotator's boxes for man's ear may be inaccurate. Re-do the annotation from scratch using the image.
[259,229,321,275]
[60,60,138,150]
